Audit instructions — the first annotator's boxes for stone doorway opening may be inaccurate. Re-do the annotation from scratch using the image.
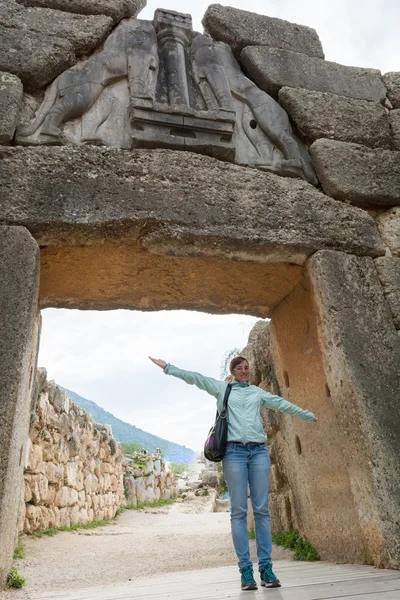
[1,224,399,592]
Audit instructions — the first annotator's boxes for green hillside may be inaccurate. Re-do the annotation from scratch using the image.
[63,388,195,464]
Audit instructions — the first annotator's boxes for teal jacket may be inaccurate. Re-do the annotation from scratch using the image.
[164,364,316,443]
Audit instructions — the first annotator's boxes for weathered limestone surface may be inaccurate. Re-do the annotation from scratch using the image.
[241,46,386,102]
[0,25,75,92]
[389,109,400,150]
[310,139,400,207]
[270,270,366,563]
[376,207,400,257]
[20,370,125,533]
[124,455,177,507]
[308,250,400,568]
[383,72,400,108]
[202,4,324,58]
[0,0,112,91]
[19,369,177,533]
[16,0,146,22]
[279,87,391,149]
[0,72,23,143]
[375,257,400,329]
[0,146,384,261]
[0,226,40,589]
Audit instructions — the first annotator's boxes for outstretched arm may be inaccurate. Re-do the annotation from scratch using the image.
[260,390,317,421]
[149,357,224,399]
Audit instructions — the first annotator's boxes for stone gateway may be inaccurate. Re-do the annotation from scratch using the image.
[0,0,399,589]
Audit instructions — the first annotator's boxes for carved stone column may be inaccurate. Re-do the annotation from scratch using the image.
[154,9,192,107]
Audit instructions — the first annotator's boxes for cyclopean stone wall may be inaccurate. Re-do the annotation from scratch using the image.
[0,0,399,585]
[19,369,178,534]
[124,455,177,506]
[20,369,125,533]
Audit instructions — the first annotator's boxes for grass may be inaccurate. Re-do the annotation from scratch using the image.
[272,530,320,561]
[32,518,111,537]
[32,499,176,537]
[13,538,25,559]
[7,568,26,589]
[122,498,175,511]
[248,527,255,540]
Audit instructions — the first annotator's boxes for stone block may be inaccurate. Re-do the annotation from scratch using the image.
[307,250,400,567]
[0,72,23,144]
[52,387,71,413]
[0,226,39,588]
[383,72,400,108]
[202,4,324,58]
[0,25,75,92]
[0,147,384,276]
[0,1,112,56]
[279,87,391,149]
[376,208,400,257]
[30,473,49,504]
[375,257,400,328]
[389,109,400,150]
[55,486,79,507]
[16,0,146,23]
[25,440,43,472]
[84,473,99,494]
[0,0,112,92]
[310,139,400,207]
[241,46,386,102]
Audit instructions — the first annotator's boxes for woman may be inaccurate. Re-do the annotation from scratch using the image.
[149,355,317,591]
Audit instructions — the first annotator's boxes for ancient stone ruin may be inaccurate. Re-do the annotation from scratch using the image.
[0,0,399,588]
[19,369,177,534]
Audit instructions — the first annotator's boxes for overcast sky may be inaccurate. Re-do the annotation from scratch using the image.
[38,1,398,453]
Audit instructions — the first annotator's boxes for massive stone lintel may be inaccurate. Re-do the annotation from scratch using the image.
[0,226,40,589]
[0,146,384,262]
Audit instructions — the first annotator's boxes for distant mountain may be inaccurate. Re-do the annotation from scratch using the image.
[63,388,195,464]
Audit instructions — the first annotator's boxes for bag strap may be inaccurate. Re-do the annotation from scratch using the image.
[219,383,232,419]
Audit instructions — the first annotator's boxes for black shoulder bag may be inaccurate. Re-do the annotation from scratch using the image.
[203,383,232,462]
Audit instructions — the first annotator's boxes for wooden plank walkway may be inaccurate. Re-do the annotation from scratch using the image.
[28,560,400,600]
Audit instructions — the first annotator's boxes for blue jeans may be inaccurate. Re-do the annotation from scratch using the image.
[223,442,272,572]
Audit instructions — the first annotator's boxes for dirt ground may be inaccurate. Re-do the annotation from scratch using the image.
[2,496,292,599]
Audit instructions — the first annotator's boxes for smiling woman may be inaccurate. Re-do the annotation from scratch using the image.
[149,353,317,590]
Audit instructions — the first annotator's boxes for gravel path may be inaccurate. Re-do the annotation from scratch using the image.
[2,496,292,599]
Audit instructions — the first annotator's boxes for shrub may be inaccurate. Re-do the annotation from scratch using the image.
[272,530,320,561]
[7,568,26,589]
[121,442,142,455]
[170,462,193,476]
[13,538,25,559]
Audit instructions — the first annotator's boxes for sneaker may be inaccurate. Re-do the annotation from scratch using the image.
[260,562,281,588]
[240,566,258,590]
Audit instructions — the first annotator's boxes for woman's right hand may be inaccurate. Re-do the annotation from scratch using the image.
[149,357,167,369]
